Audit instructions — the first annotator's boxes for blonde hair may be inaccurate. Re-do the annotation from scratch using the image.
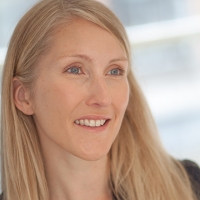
[1,0,196,199]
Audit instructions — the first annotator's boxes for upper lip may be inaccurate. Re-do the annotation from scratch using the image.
[75,115,111,121]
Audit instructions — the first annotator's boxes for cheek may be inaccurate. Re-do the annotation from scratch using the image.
[32,81,81,133]
[33,79,83,113]
[112,80,130,113]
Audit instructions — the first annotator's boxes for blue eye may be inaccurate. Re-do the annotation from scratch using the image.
[107,68,123,76]
[67,67,81,74]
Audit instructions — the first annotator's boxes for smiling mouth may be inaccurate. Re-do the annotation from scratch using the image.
[74,119,108,127]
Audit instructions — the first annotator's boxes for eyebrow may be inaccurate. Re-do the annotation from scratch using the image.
[67,54,93,62]
[109,57,128,63]
[65,54,128,64]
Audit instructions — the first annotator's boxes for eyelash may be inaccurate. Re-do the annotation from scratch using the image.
[107,68,124,76]
[65,65,125,76]
[65,65,83,75]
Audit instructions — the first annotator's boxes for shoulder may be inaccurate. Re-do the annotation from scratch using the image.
[181,160,200,198]
[181,160,200,184]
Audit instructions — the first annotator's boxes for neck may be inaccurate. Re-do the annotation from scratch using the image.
[40,136,113,200]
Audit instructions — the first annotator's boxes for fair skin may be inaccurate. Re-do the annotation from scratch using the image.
[13,19,129,200]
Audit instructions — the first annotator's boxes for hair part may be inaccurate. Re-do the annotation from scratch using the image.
[1,0,196,199]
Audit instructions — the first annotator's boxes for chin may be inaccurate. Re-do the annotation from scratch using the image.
[76,147,110,161]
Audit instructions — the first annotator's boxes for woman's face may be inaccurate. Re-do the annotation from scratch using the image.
[31,19,129,161]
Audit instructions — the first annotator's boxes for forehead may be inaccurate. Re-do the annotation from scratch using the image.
[50,18,126,58]
[55,18,115,41]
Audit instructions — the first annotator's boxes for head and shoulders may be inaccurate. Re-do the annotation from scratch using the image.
[1,0,200,200]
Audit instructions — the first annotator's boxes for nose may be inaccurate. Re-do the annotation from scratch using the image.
[86,77,112,107]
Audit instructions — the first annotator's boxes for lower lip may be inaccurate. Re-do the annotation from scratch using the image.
[74,120,110,133]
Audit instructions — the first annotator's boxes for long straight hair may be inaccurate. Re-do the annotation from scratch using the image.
[1,0,196,199]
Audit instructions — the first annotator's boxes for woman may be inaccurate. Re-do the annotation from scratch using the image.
[1,0,200,199]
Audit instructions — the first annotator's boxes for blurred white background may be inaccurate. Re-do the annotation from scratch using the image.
[0,0,200,164]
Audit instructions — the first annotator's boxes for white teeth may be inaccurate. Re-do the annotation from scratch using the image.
[95,120,101,126]
[90,120,95,127]
[84,119,89,126]
[75,119,107,127]
[75,120,79,125]
[100,120,106,125]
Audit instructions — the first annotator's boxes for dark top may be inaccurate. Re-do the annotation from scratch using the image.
[0,160,200,200]
[181,160,200,199]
